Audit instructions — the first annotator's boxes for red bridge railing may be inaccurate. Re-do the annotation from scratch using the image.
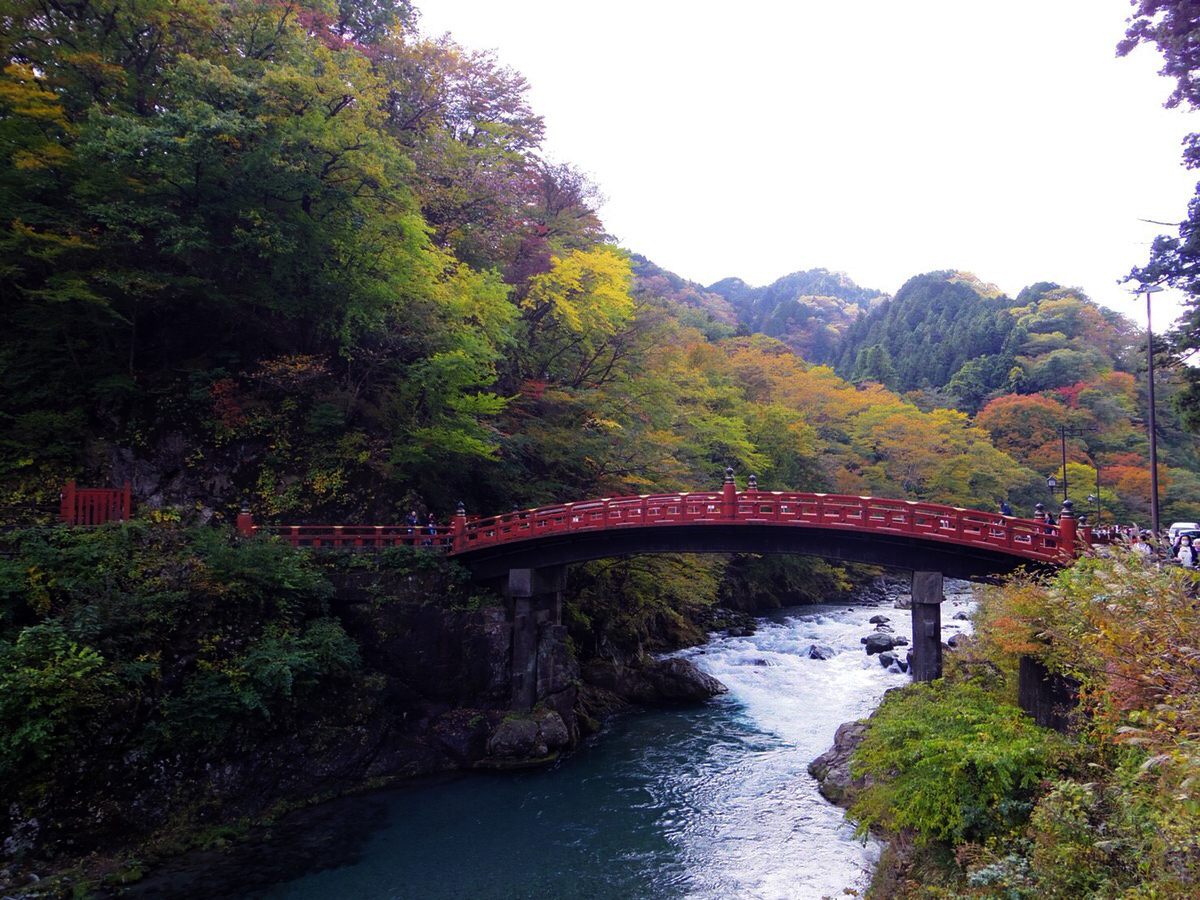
[237,484,1074,564]
[242,523,454,549]
[450,490,1069,563]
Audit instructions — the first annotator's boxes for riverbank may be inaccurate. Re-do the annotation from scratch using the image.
[1,522,911,897]
[119,594,938,898]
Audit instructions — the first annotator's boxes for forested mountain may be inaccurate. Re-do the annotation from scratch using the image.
[833,271,1013,394]
[831,273,1141,407]
[707,268,885,362]
[825,270,1200,523]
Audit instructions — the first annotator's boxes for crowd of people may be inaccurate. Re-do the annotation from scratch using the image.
[998,500,1199,566]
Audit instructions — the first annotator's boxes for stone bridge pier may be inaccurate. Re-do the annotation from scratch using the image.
[502,565,569,710]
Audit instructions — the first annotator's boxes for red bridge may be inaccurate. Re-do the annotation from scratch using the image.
[236,470,1090,692]
[237,471,1081,583]
[57,474,1091,700]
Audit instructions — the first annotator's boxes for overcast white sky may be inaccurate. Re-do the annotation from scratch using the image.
[416,0,1196,331]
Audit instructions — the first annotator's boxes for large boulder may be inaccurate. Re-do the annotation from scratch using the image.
[861,632,897,655]
[808,720,871,807]
[482,708,572,766]
[581,657,727,704]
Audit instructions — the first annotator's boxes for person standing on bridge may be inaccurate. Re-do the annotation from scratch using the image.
[1172,533,1198,567]
[999,499,1012,516]
[1133,531,1154,558]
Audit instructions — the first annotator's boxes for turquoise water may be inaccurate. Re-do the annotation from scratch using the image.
[129,597,976,898]
[256,705,767,899]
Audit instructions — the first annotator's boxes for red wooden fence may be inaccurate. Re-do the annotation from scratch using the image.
[60,481,132,526]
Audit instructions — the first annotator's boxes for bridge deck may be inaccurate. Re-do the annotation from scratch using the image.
[243,490,1072,582]
[451,491,1061,562]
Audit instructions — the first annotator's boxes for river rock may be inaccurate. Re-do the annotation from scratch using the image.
[484,709,570,763]
[806,643,836,660]
[861,632,896,655]
[946,632,973,650]
[428,709,499,764]
[808,720,871,807]
[868,614,891,624]
[878,651,908,673]
[581,657,728,704]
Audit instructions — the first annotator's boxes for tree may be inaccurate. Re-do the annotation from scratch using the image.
[1119,3,1200,425]
[0,0,537,516]
[850,345,897,388]
[376,34,546,271]
[974,394,1068,461]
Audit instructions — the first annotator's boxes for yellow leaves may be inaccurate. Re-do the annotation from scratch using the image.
[522,246,633,336]
[25,565,51,616]
[254,355,331,389]
[435,261,515,351]
[0,64,71,136]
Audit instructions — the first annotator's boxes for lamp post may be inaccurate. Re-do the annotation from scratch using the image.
[1086,466,1101,525]
[1049,424,1095,507]
[1139,284,1164,538]
[1058,426,1068,501]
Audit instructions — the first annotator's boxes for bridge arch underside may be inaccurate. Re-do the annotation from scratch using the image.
[454,524,1054,583]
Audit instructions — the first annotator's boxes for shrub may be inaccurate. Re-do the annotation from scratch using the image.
[850,680,1068,846]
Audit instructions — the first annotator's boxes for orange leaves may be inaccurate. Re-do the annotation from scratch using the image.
[209,378,248,430]
[977,555,1200,752]
[986,614,1047,659]
[974,393,1067,458]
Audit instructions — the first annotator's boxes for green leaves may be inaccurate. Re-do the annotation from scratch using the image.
[0,522,362,778]
[0,623,118,771]
[161,618,360,740]
[850,680,1067,846]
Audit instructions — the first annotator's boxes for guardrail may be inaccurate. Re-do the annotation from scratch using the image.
[55,481,1091,566]
[452,491,1067,563]
[250,524,454,549]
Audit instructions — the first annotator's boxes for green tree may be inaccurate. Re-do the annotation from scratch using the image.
[1119,3,1200,428]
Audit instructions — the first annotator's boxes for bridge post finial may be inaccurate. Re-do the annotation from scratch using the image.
[722,468,737,519]
[452,501,467,551]
[1058,499,1077,560]
[236,500,255,538]
[748,475,757,491]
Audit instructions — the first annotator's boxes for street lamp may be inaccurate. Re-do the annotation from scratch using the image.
[1138,284,1164,538]
[1088,465,1101,525]
[1058,425,1068,501]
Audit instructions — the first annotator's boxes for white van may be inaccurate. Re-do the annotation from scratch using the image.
[1169,522,1199,541]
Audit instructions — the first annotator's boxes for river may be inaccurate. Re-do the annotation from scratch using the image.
[130,590,974,899]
